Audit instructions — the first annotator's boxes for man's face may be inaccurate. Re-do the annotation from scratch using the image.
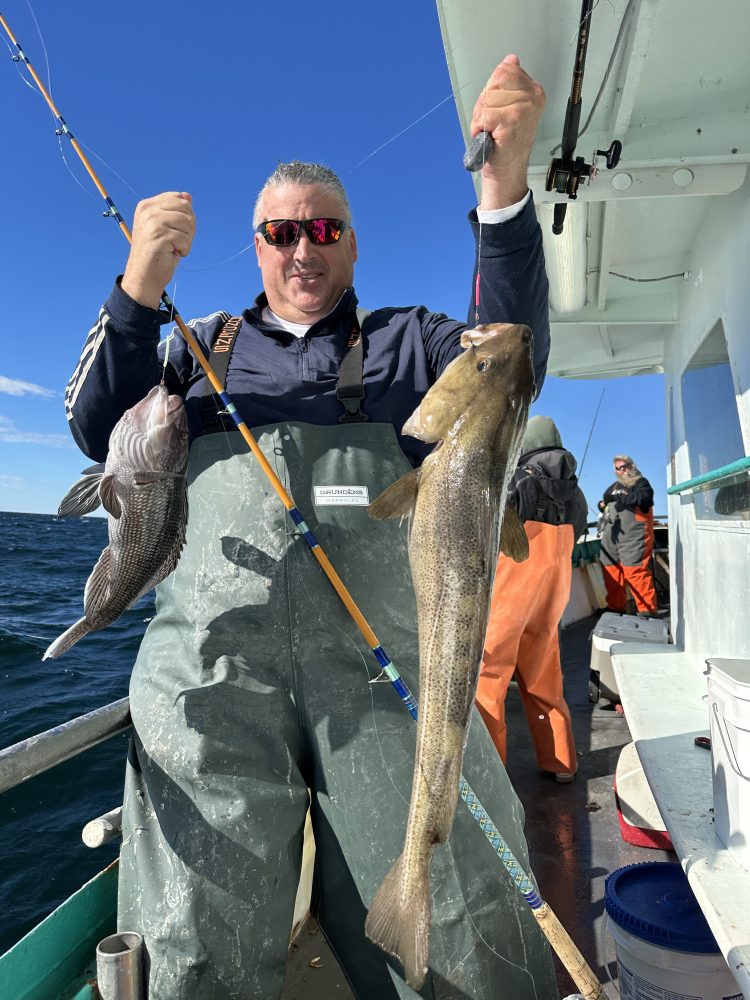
[254,183,357,324]
[614,460,631,480]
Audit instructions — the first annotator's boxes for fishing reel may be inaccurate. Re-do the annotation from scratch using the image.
[545,140,622,234]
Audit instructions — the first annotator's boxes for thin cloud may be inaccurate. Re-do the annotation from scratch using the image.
[0,474,26,489]
[0,415,74,449]
[0,375,57,398]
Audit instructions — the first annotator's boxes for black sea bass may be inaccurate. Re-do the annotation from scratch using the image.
[44,385,189,660]
[365,323,535,989]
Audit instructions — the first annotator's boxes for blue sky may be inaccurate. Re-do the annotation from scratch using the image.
[0,0,666,519]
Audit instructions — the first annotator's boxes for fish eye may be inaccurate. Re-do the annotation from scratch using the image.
[477,359,490,373]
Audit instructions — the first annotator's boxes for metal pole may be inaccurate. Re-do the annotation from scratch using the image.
[0,698,131,794]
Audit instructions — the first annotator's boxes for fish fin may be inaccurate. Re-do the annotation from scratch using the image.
[57,468,105,517]
[99,475,122,519]
[83,547,112,616]
[43,616,91,660]
[402,394,448,443]
[369,469,420,520]
[500,504,529,562]
[365,853,431,991]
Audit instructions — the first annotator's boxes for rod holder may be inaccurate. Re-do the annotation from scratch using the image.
[83,806,123,848]
[96,932,145,1000]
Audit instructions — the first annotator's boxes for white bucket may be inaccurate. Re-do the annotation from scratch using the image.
[604,863,743,1000]
[705,658,750,871]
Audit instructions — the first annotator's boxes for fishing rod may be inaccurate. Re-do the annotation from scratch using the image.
[2,15,603,996]
[578,387,606,480]
[545,0,622,236]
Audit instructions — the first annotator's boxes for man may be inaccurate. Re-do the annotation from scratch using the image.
[598,454,658,616]
[477,415,587,783]
[65,57,556,1000]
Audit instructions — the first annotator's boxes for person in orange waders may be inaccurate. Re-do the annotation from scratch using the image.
[476,416,588,783]
[597,454,658,616]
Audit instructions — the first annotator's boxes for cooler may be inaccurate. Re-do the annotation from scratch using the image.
[613,742,673,850]
[589,613,670,703]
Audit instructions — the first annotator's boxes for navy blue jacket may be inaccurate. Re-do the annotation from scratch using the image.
[65,200,549,467]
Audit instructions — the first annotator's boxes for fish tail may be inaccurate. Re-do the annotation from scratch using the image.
[43,617,91,660]
[365,853,431,990]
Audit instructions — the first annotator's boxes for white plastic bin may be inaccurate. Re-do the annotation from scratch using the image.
[705,657,750,872]
[590,613,669,702]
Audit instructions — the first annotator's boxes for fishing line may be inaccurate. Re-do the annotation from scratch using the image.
[23,0,50,91]
[351,92,456,172]
[160,279,178,384]
[578,387,605,479]
[473,92,489,325]
[188,69,494,267]
[450,893,540,999]
[350,69,495,174]
[182,242,255,273]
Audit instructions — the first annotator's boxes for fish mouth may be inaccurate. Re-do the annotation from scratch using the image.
[144,386,183,441]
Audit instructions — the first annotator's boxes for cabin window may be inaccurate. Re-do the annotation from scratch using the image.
[681,319,748,520]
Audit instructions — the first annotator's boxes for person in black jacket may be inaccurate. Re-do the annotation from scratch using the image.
[476,415,587,782]
[598,454,658,615]
[60,58,557,1000]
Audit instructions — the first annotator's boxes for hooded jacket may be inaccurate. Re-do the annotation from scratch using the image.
[510,447,589,542]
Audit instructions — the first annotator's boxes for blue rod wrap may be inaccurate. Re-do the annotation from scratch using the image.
[459,777,538,899]
[104,196,124,224]
[287,506,318,548]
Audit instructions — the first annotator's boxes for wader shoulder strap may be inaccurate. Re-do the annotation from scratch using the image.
[199,315,243,432]
[336,308,371,423]
[201,316,243,396]
[200,309,373,429]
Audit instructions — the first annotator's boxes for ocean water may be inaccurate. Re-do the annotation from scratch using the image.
[0,510,153,955]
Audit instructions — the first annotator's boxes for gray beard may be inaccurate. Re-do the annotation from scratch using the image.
[616,467,642,488]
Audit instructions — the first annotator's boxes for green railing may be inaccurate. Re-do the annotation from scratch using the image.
[668,456,750,496]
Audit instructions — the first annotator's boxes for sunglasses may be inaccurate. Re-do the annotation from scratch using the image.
[256,218,348,247]
[615,464,630,471]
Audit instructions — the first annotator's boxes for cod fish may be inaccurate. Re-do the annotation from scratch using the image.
[364,323,535,989]
[43,385,189,660]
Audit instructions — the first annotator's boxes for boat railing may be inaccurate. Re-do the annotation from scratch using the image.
[0,697,131,796]
[0,698,131,847]
[667,456,750,495]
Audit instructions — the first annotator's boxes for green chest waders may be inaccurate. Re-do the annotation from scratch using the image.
[118,421,556,1000]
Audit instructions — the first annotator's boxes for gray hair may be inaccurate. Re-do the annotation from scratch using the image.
[253,161,352,228]
[613,454,642,480]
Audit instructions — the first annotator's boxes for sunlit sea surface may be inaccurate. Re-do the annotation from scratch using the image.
[0,510,151,954]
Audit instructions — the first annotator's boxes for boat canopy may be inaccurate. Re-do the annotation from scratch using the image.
[437,0,750,379]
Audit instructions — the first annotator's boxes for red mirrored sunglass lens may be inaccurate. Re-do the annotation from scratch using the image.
[264,220,299,245]
[260,219,345,246]
[306,219,343,244]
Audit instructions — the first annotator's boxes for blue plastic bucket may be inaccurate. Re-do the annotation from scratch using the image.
[604,863,743,999]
